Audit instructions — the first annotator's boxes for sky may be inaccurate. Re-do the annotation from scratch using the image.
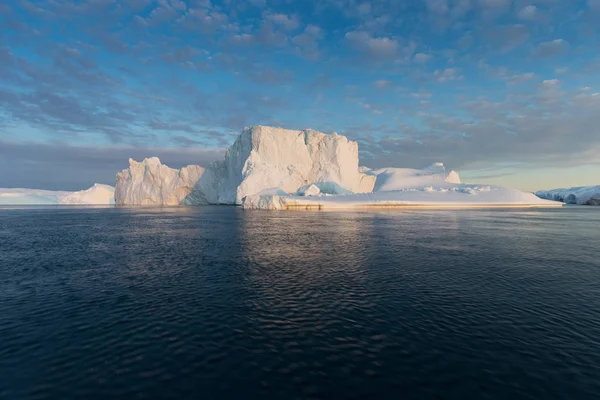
[1,0,599,191]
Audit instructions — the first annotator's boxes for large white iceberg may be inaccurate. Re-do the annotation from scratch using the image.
[116,126,375,206]
[0,184,115,205]
[208,126,375,204]
[536,186,600,205]
[114,157,205,206]
[114,126,562,209]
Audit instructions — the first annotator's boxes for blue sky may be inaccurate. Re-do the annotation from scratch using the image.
[1,0,599,190]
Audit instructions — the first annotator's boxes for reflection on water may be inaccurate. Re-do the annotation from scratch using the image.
[1,206,600,399]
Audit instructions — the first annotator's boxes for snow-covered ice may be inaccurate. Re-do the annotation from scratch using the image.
[59,184,115,205]
[536,186,600,205]
[365,162,462,192]
[0,184,115,205]
[242,182,561,210]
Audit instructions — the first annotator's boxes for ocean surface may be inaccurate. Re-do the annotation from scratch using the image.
[1,206,599,400]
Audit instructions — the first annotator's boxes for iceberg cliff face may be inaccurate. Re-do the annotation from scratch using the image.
[536,186,600,205]
[114,158,205,206]
[212,126,376,204]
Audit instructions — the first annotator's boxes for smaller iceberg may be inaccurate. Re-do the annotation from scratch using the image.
[535,186,600,205]
[0,184,115,205]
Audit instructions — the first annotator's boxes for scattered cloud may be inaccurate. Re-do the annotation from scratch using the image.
[517,5,537,20]
[534,39,570,58]
[413,53,433,63]
[373,79,393,89]
[434,68,463,82]
[345,30,399,60]
[1,0,598,189]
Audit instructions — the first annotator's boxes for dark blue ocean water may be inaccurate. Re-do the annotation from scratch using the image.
[1,206,599,400]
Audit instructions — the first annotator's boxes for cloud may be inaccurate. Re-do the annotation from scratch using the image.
[534,39,570,58]
[264,13,300,31]
[292,25,323,59]
[541,79,560,88]
[345,30,399,60]
[355,85,600,173]
[426,0,449,15]
[413,53,433,63]
[2,0,599,191]
[485,24,530,53]
[517,5,537,20]
[434,68,463,82]
[373,79,393,89]
[0,139,224,191]
[506,72,536,86]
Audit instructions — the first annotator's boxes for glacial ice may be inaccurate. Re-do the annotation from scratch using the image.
[4,125,564,209]
[59,184,115,205]
[114,157,205,206]
[242,182,560,210]
[208,126,376,204]
[295,184,321,197]
[535,186,600,205]
[0,184,115,205]
[366,163,462,192]
[115,126,375,206]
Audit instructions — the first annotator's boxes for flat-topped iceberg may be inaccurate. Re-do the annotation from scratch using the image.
[536,186,600,205]
[0,184,115,205]
[206,126,376,204]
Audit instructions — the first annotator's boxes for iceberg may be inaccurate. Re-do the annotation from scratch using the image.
[113,126,562,209]
[535,186,600,205]
[59,184,115,205]
[114,157,205,206]
[241,180,561,210]
[115,126,375,206]
[208,126,375,204]
[0,184,115,205]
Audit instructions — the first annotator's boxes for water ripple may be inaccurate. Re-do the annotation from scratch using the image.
[1,206,599,399]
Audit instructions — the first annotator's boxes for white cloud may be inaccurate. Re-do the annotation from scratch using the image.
[517,5,537,20]
[534,39,570,58]
[264,13,300,31]
[542,79,560,88]
[345,30,399,59]
[373,79,393,88]
[506,72,535,86]
[414,53,433,63]
[434,67,463,82]
[426,0,449,15]
[555,67,569,75]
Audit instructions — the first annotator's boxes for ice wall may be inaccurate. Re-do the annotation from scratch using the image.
[114,158,205,206]
[213,126,376,204]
